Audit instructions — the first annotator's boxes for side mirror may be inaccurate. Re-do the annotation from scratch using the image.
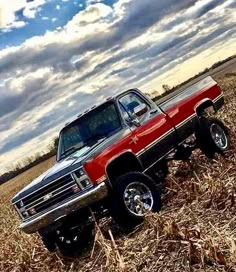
[131,118,141,127]
[134,103,148,117]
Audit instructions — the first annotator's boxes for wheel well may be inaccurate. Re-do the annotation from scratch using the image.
[106,152,143,185]
[195,100,216,117]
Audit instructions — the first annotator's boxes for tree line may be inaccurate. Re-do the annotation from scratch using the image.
[152,54,236,101]
[0,138,59,185]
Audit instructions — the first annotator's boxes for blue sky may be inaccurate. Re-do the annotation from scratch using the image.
[0,0,236,172]
[0,0,116,48]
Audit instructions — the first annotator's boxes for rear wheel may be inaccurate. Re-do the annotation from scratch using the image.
[196,117,230,158]
[110,172,162,229]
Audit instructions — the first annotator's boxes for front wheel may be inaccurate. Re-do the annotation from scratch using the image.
[56,224,94,257]
[110,172,162,229]
[196,117,230,158]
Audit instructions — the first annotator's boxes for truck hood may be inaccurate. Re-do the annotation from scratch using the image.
[11,143,98,203]
[11,128,130,204]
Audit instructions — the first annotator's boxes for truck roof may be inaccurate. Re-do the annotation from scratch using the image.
[63,88,142,128]
[64,95,115,127]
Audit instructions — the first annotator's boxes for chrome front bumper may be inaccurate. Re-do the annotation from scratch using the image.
[20,182,108,234]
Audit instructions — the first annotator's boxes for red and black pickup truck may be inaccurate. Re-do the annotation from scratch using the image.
[12,76,230,256]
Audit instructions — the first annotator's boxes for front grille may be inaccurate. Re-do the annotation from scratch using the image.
[22,174,78,216]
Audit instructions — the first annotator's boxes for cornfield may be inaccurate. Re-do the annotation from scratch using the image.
[0,73,236,272]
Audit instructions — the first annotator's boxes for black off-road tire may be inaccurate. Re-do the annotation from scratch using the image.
[109,172,162,230]
[56,225,94,257]
[196,117,230,158]
[40,232,57,252]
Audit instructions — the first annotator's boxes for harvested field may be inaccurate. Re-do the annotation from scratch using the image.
[0,74,236,272]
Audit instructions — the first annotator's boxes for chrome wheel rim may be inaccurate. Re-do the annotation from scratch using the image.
[210,123,228,150]
[57,230,79,245]
[123,182,154,216]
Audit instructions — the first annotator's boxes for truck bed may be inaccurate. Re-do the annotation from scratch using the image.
[153,76,216,106]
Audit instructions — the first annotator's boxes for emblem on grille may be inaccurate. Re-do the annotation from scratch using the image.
[43,192,53,201]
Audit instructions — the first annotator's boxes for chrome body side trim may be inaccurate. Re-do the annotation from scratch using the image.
[136,128,175,157]
[175,114,196,129]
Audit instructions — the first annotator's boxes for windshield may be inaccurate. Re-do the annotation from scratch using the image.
[57,101,121,161]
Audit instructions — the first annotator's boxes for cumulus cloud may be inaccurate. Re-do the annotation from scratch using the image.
[0,0,46,30]
[65,3,112,28]
[0,0,26,28]
[0,0,236,172]
[23,0,46,18]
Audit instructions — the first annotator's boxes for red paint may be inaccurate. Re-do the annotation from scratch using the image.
[164,84,222,127]
[84,82,223,184]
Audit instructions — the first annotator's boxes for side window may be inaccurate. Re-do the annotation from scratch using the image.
[119,92,150,121]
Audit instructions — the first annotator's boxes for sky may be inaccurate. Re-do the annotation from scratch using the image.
[0,0,236,173]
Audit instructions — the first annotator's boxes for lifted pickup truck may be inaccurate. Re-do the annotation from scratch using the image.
[12,76,230,256]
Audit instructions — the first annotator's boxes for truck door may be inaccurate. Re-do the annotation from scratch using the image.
[118,90,176,170]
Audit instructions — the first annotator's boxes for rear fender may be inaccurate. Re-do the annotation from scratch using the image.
[194,99,216,118]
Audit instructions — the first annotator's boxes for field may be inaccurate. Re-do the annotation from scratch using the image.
[0,73,236,271]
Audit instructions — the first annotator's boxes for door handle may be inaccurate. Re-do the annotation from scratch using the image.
[150,109,158,115]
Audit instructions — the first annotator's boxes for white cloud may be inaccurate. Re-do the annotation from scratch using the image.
[1,20,27,32]
[0,0,27,28]
[10,20,27,29]
[66,3,112,27]
[0,0,46,30]
[7,67,51,95]
[23,0,46,18]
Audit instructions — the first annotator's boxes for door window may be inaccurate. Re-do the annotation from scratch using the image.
[119,92,150,121]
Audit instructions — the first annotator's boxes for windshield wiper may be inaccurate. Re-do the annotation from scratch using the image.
[84,134,108,146]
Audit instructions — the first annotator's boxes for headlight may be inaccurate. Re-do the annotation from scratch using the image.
[73,168,92,190]
[14,203,30,220]
[80,178,91,188]
[22,211,30,218]
[74,168,85,178]
[15,200,24,209]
